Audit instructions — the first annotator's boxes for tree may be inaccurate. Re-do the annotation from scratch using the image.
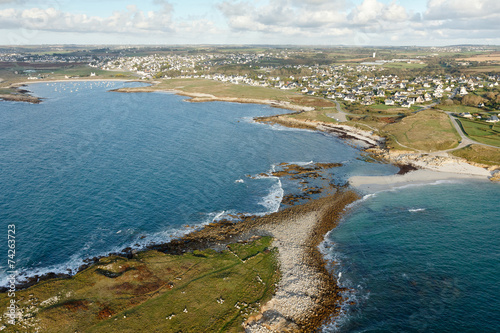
[461,94,484,106]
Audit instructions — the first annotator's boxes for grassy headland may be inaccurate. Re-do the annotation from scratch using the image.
[1,237,279,332]
[0,191,358,332]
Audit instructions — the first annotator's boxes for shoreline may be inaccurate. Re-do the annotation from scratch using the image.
[9,78,143,87]
[0,78,144,104]
[3,79,498,331]
[111,85,316,112]
[14,78,500,180]
[244,192,359,332]
[4,192,359,332]
[254,114,499,182]
[349,169,490,194]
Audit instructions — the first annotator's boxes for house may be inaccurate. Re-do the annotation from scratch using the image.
[460,86,468,95]
[486,115,499,123]
[401,101,412,108]
[460,112,473,118]
[361,98,374,106]
[344,95,357,102]
[385,99,395,106]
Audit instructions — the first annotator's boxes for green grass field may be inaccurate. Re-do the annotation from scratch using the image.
[151,78,338,109]
[382,109,461,151]
[0,237,279,333]
[155,78,299,102]
[451,144,500,165]
[382,62,427,69]
[366,103,413,114]
[456,119,500,147]
[286,108,338,123]
[437,104,485,114]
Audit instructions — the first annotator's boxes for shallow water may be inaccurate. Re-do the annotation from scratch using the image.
[0,81,394,284]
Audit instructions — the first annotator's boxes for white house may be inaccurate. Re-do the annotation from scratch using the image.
[486,115,499,123]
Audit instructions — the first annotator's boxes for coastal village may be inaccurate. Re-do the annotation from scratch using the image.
[3,46,500,119]
[0,44,499,332]
[92,50,500,120]
[1,0,500,328]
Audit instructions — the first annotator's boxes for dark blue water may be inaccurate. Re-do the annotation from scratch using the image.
[324,181,500,332]
[2,82,498,332]
[0,81,393,283]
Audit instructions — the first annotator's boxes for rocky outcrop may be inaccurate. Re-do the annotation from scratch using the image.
[490,171,500,182]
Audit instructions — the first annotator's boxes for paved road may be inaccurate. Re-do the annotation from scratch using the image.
[414,102,438,113]
[324,98,499,153]
[326,101,348,122]
[443,112,500,151]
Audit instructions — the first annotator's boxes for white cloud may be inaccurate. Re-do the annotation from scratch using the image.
[1,0,500,45]
[416,0,500,42]
[218,0,349,35]
[218,0,409,41]
[424,0,500,20]
[0,5,175,33]
[348,0,385,25]
[216,0,500,45]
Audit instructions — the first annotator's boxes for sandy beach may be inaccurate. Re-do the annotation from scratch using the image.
[351,149,497,193]
[349,169,490,194]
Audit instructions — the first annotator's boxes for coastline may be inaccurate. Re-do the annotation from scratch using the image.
[2,192,359,332]
[244,192,359,332]
[349,169,490,194]
[0,81,360,331]
[14,77,500,181]
[111,86,316,112]
[2,79,498,331]
[0,78,143,104]
[253,113,499,183]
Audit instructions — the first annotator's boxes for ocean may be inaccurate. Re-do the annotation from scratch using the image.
[1,81,498,331]
[0,81,393,284]
[323,181,500,332]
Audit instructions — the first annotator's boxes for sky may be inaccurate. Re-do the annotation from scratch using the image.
[0,0,499,46]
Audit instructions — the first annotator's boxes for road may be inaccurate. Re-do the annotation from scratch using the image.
[326,100,348,122]
[324,98,498,153]
[443,112,500,151]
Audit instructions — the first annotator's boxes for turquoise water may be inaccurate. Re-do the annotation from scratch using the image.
[0,81,393,284]
[324,181,500,332]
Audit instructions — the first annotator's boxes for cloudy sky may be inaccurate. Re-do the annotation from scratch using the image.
[0,0,499,46]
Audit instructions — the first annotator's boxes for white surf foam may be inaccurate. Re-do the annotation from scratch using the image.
[319,238,371,332]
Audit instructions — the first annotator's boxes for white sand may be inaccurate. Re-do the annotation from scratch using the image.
[350,168,491,194]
